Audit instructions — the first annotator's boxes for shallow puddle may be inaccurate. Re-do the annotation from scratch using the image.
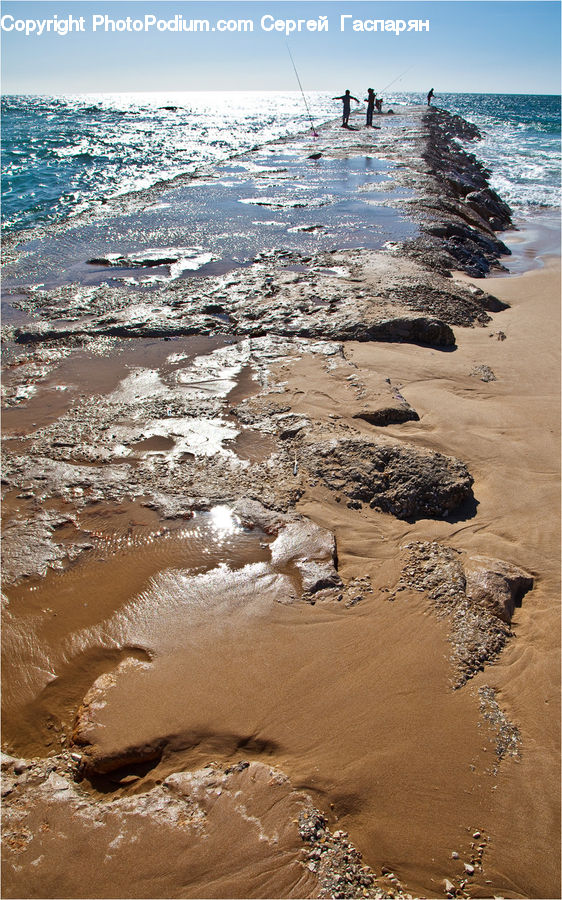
[1,502,277,759]
[1,335,226,435]
[3,150,417,292]
[224,429,277,463]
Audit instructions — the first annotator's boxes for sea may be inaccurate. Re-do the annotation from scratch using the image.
[2,91,560,263]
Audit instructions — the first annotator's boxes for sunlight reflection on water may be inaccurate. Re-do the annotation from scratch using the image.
[209,505,242,538]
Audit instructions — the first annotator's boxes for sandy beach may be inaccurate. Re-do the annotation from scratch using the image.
[1,106,560,900]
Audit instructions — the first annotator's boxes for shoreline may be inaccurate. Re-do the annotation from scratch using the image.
[1,107,560,899]
[490,210,561,276]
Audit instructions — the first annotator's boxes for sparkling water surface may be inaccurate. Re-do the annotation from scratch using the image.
[397,92,561,213]
[2,91,560,236]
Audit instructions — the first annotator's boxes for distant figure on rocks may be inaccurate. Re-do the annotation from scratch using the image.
[427,88,435,106]
[365,88,376,126]
[333,90,360,127]
[375,97,383,113]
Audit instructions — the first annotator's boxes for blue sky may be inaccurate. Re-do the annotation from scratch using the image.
[1,1,560,94]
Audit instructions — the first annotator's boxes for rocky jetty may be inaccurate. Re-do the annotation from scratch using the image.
[402,108,514,277]
[2,107,545,900]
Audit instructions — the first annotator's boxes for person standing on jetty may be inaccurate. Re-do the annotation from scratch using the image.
[365,88,376,126]
[427,88,435,105]
[333,90,360,127]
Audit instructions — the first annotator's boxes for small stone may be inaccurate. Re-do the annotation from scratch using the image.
[46,772,71,792]
[444,878,455,893]
[451,851,459,859]
[224,760,250,774]
[472,830,481,839]
[464,863,475,875]
[1,753,17,772]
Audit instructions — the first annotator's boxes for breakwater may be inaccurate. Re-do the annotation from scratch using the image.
[2,107,559,900]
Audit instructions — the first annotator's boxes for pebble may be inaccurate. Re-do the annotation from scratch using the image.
[443,878,455,893]
[464,863,475,875]
[472,830,481,839]
[451,851,459,859]
[47,772,71,792]
[1,753,17,772]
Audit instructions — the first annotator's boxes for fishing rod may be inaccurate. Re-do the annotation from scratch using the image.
[378,64,416,97]
[286,42,319,137]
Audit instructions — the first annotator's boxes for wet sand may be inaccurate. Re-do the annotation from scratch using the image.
[1,109,560,899]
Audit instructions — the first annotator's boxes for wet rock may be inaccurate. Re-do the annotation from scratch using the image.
[1,508,91,585]
[398,108,513,277]
[88,247,215,272]
[352,400,419,427]
[1,753,18,772]
[412,226,509,279]
[296,559,343,596]
[270,520,337,568]
[396,542,521,686]
[301,436,473,520]
[270,520,342,598]
[464,556,533,624]
[11,232,506,354]
[384,282,501,328]
[276,413,311,439]
[231,498,290,534]
[343,315,455,347]
[465,189,513,231]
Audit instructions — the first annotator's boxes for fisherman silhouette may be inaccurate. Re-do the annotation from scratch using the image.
[365,88,376,127]
[333,90,360,128]
[427,88,435,106]
[375,97,383,112]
